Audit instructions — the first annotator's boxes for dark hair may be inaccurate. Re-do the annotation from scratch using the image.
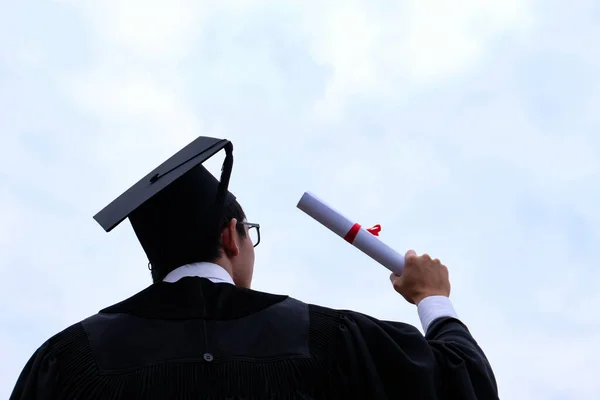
[149,200,247,283]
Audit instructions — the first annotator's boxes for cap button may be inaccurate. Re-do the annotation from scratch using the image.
[203,352,214,362]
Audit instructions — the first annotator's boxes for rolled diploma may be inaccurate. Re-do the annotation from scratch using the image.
[297,192,405,275]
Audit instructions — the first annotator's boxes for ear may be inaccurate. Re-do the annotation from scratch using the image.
[221,218,240,257]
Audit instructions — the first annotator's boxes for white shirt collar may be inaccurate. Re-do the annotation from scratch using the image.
[162,262,235,285]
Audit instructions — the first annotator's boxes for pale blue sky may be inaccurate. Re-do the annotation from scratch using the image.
[2,1,600,399]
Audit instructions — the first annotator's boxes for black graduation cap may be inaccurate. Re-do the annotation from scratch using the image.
[93,136,237,271]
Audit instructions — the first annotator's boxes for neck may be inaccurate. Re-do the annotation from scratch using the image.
[213,258,251,289]
[212,258,234,281]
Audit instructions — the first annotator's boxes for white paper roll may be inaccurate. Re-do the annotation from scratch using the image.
[297,192,405,275]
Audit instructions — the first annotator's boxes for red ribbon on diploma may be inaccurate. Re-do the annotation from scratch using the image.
[367,224,381,236]
[344,223,382,244]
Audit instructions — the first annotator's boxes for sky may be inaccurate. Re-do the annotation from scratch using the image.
[1,0,599,398]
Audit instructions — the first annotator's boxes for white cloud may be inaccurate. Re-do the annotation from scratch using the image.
[402,0,532,78]
[309,0,534,117]
[0,189,25,250]
[61,0,207,59]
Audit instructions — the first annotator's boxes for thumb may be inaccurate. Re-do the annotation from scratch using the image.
[389,272,402,286]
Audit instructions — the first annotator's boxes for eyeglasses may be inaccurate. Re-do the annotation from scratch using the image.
[238,221,261,248]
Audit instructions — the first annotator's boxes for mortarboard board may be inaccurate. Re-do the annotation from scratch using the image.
[93,136,237,271]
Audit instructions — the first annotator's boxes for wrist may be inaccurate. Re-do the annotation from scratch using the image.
[416,296,458,333]
[413,293,449,305]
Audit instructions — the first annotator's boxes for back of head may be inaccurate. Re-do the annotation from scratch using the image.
[129,165,247,282]
[93,136,246,282]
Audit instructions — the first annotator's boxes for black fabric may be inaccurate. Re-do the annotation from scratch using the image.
[10,278,498,399]
[94,136,235,233]
[81,298,310,373]
[127,163,237,273]
[92,136,238,272]
[336,311,499,399]
[99,278,285,320]
[212,141,234,237]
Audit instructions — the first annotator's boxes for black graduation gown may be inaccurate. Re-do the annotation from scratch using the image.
[10,277,498,399]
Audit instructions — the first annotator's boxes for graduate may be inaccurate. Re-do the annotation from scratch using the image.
[10,136,498,399]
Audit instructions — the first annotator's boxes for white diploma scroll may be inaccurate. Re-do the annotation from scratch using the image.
[297,192,405,275]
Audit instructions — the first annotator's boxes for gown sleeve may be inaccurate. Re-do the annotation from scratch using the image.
[424,316,498,399]
[10,341,59,400]
[341,311,499,400]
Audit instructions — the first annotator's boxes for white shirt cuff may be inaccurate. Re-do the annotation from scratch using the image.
[417,296,458,334]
